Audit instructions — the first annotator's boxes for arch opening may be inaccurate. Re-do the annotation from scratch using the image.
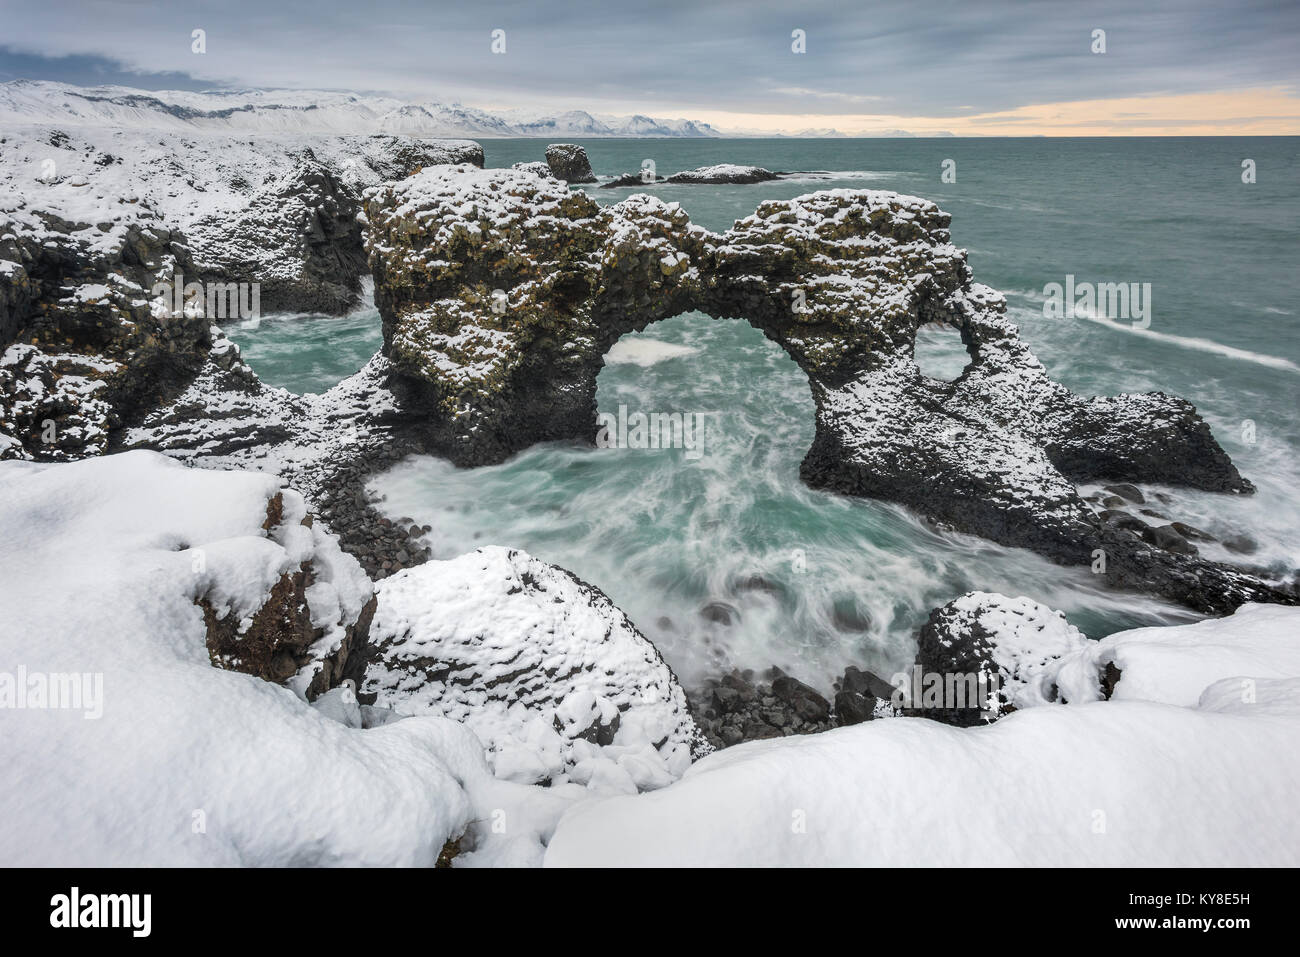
[912,321,974,383]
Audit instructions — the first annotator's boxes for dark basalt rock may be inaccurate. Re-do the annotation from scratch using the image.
[771,674,832,723]
[544,143,597,184]
[834,690,876,726]
[664,165,780,184]
[690,666,838,750]
[0,213,210,460]
[1104,483,1146,504]
[363,165,1292,614]
[1143,523,1197,556]
[838,665,896,701]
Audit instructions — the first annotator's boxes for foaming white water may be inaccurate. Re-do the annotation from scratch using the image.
[368,315,1206,695]
[1077,313,1300,373]
[604,338,700,366]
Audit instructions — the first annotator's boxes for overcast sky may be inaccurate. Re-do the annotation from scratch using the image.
[2,0,1298,134]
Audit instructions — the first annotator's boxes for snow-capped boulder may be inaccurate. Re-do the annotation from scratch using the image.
[544,143,596,183]
[0,450,497,865]
[664,164,779,184]
[911,592,1091,725]
[362,163,1289,613]
[362,546,709,788]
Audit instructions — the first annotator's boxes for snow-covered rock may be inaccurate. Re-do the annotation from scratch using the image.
[0,123,482,317]
[0,450,559,865]
[664,164,779,184]
[910,591,1091,723]
[363,546,708,788]
[544,143,596,183]
[544,603,1300,867]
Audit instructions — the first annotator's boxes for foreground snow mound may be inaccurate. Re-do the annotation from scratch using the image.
[364,546,708,790]
[1047,602,1300,707]
[546,604,1300,866]
[0,450,517,865]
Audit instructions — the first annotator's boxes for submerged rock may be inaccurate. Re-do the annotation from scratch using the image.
[362,164,1291,613]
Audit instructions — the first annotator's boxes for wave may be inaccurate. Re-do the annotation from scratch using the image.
[1075,313,1300,373]
[604,338,701,366]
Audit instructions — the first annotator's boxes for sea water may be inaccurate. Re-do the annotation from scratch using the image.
[228,137,1300,692]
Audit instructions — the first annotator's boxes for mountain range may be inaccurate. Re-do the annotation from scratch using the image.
[0,79,725,137]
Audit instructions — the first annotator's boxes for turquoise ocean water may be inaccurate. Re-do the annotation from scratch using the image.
[230,138,1300,691]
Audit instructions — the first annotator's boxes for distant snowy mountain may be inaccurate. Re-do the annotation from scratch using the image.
[0,80,723,137]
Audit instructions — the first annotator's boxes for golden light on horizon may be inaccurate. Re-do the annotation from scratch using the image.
[662,87,1300,136]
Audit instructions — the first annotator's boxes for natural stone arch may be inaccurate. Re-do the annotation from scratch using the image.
[363,165,1290,613]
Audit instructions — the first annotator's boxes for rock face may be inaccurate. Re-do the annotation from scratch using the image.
[361,546,709,788]
[0,127,484,321]
[0,127,482,460]
[911,592,1092,725]
[199,490,378,699]
[363,164,1294,613]
[544,143,596,183]
[0,202,209,461]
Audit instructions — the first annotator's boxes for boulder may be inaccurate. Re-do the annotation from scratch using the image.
[913,592,1090,726]
[664,164,779,184]
[834,689,876,726]
[1143,523,1198,556]
[770,674,831,724]
[361,546,709,787]
[544,143,597,183]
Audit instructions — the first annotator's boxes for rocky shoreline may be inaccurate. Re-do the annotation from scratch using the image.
[3,135,1296,755]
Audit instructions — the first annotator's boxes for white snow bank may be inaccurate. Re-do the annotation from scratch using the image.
[546,603,1300,866]
[364,546,706,790]
[1046,602,1300,707]
[0,451,557,865]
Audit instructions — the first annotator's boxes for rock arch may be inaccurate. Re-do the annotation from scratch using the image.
[363,165,1291,613]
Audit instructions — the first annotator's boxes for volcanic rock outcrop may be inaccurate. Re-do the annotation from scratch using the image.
[363,164,1293,613]
[0,127,483,461]
[544,143,596,183]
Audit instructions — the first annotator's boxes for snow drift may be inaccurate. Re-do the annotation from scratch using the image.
[545,602,1300,867]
